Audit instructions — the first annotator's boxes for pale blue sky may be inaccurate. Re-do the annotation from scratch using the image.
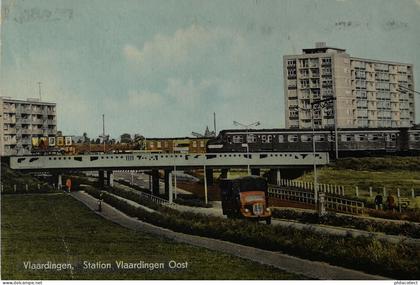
[1,0,420,138]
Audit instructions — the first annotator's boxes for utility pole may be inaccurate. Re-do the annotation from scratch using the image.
[37,82,42,101]
[213,112,217,135]
[102,114,106,153]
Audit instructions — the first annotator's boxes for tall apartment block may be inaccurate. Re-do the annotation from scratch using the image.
[283,42,415,129]
[0,97,57,156]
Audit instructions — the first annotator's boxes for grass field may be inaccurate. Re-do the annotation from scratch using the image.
[298,167,420,197]
[1,193,300,280]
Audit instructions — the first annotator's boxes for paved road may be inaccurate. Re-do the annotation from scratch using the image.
[70,190,386,280]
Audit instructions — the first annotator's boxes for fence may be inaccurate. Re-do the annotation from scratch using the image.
[279,179,345,196]
[280,179,418,199]
[138,191,175,207]
[268,186,364,215]
[0,183,52,193]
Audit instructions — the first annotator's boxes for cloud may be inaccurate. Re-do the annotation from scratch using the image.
[128,89,163,107]
[123,24,241,70]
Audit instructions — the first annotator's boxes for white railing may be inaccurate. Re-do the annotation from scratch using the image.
[268,186,364,215]
[279,179,345,196]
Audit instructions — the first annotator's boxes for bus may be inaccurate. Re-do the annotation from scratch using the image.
[220,176,272,224]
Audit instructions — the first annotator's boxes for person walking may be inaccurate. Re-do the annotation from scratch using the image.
[374,192,383,210]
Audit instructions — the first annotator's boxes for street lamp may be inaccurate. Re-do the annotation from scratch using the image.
[233,120,260,175]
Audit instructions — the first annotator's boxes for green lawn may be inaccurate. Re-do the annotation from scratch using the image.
[1,193,300,280]
[297,167,420,203]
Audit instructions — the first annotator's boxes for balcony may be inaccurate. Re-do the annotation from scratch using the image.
[31,119,44,124]
[18,107,31,114]
[4,128,17,134]
[4,139,17,145]
[31,108,44,115]
[4,118,16,124]
[21,128,32,135]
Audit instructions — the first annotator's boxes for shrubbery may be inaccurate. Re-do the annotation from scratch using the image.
[333,157,420,171]
[83,185,420,279]
[1,163,55,194]
[271,209,420,238]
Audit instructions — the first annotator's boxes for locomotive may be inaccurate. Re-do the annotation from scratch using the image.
[206,127,420,157]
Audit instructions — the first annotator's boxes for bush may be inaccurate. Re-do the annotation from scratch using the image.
[1,163,55,194]
[333,157,420,171]
[271,209,420,239]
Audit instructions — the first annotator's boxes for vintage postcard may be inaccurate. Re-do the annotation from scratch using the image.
[1,0,419,283]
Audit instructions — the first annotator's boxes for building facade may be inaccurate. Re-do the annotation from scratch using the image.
[0,97,57,156]
[283,42,415,129]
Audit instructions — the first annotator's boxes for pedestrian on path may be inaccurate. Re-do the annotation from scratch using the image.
[374,192,383,210]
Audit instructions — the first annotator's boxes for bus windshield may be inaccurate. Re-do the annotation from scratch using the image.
[239,179,267,192]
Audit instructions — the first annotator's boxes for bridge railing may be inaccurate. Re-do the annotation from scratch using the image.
[268,186,364,215]
[138,191,175,207]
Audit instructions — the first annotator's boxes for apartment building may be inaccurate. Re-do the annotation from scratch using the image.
[0,97,57,155]
[283,42,415,129]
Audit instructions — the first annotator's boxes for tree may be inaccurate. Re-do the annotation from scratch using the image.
[82,132,90,144]
[120,133,132,144]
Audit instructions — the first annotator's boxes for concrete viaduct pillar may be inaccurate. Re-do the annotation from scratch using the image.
[151,169,160,196]
[205,168,214,186]
[98,170,105,188]
[267,169,281,185]
[220,168,229,179]
[106,171,114,187]
[164,169,171,199]
[57,174,62,190]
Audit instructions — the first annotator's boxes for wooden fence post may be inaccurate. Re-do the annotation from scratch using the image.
[355,186,359,197]
[369,187,372,197]
[412,188,415,198]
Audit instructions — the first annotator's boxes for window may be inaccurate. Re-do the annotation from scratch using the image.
[247,134,256,143]
[341,135,352,142]
[192,141,197,147]
[288,135,298,142]
[200,141,204,147]
[278,135,284,143]
[157,141,161,148]
[261,135,273,144]
[232,135,243,144]
[301,135,311,142]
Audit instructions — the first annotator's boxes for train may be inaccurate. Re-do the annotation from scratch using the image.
[29,126,420,157]
[205,127,420,157]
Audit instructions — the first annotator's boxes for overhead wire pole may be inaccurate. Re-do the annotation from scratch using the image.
[102,114,106,153]
[37,82,42,101]
[233,120,260,175]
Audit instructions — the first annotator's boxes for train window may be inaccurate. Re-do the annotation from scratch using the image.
[278,135,284,143]
[262,135,272,144]
[157,142,161,148]
[368,134,379,141]
[288,135,298,142]
[200,141,205,147]
[233,135,243,144]
[355,134,366,142]
[301,135,311,142]
[227,136,232,144]
[341,135,352,142]
[410,134,420,141]
[247,134,256,143]
[192,141,197,147]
